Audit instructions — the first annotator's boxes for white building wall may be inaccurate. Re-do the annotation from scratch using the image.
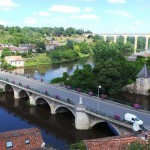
[10,61,24,67]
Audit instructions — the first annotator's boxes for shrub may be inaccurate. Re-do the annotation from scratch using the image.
[77,88,81,92]
[55,95,60,99]
[45,90,48,95]
[114,114,120,120]
[133,104,141,109]
[12,81,16,84]
[88,91,93,96]
[26,85,30,89]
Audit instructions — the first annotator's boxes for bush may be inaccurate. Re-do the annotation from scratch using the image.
[70,141,86,150]
[114,114,120,120]
[88,91,93,96]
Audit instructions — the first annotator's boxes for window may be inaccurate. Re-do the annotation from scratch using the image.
[135,117,140,121]
[6,141,13,148]
[25,139,30,144]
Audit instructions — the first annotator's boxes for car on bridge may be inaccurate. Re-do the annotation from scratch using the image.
[124,113,143,126]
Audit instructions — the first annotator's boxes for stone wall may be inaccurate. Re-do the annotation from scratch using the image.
[123,78,150,95]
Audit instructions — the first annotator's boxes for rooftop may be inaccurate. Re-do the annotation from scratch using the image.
[0,128,44,150]
[5,56,24,61]
[136,63,150,78]
[84,131,150,150]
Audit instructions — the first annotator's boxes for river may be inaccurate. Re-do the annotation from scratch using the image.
[0,56,150,149]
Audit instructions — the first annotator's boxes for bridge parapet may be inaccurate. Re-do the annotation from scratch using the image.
[85,107,132,130]
[0,76,148,133]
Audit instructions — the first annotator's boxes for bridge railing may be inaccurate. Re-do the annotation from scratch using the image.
[86,106,147,131]
[0,77,75,106]
[5,71,150,112]
[107,97,150,112]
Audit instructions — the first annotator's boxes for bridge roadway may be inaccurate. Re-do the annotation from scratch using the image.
[0,71,150,130]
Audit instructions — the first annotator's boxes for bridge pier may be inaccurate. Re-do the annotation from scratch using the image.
[75,97,90,130]
[13,87,20,99]
[145,36,149,53]
[14,99,19,107]
[29,96,36,106]
[134,35,138,54]
[50,103,57,114]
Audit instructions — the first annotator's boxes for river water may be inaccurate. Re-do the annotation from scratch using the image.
[0,56,150,149]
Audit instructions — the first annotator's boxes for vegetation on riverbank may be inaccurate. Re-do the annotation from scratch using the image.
[0,25,91,48]
[0,88,4,93]
[51,40,146,95]
[126,140,150,150]
[24,53,52,66]
[70,141,86,150]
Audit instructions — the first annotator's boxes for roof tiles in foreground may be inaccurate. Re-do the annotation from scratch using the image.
[0,128,44,150]
[84,131,150,150]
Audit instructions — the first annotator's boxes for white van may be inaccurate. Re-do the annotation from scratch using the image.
[124,113,143,126]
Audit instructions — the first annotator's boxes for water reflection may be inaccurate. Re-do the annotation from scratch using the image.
[112,91,150,108]
[0,92,115,150]
[23,56,94,82]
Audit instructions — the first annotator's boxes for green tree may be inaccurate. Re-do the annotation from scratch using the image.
[78,42,90,54]
[1,48,13,58]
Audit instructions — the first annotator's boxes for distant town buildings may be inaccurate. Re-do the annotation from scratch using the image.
[5,56,24,67]
[45,40,59,51]
[0,43,35,53]
[0,128,45,150]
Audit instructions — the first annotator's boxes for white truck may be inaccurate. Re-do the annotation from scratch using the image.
[124,113,143,126]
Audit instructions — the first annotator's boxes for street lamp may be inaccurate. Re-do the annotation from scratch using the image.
[98,85,101,98]
[97,85,101,112]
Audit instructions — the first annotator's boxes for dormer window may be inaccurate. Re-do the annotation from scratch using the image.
[6,141,13,148]
[25,139,30,144]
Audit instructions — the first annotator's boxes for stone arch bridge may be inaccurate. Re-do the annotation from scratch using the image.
[0,78,133,136]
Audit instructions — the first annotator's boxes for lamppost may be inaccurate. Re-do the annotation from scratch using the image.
[97,85,101,112]
[98,85,101,98]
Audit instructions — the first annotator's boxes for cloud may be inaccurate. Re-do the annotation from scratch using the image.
[82,0,96,1]
[114,10,132,18]
[135,21,143,25]
[70,14,99,19]
[107,10,132,18]
[0,7,11,11]
[83,7,93,12]
[50,5,80,13]
[0,0,18,11]
[106,0,126,3]
[33,11,51,17]
[25,17,38,25]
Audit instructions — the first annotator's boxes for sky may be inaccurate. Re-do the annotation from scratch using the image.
[0,0,150,33]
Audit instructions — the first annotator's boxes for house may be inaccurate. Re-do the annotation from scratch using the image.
[0,128,45,150]
[19,44,35,52]
[84,131,150,150]
[124,63,150,95]
[0,44,14,48]
[45,43,59,51]
[5,56,24,67]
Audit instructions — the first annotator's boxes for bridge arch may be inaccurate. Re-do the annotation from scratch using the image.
[35,97,51,107]
[4,84,14,92]
[18,89,30,98]
[91,120,121,135]
[55,105,75,117]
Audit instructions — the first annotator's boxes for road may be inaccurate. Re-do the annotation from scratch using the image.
[0,71,150,129]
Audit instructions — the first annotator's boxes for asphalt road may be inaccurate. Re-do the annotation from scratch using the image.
[0,71,150,129]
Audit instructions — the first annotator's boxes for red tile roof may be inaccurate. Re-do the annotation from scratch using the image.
[84,131,150,150]
[0,128,44,150]
[5,56,24,61]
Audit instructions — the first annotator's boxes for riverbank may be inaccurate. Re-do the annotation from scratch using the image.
[24,53,91,67]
